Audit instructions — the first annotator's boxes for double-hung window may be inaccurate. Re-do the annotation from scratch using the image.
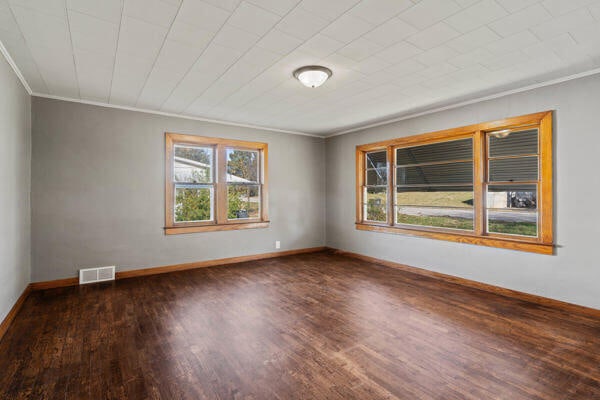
[356,112,553,254]
[165,133,269,234]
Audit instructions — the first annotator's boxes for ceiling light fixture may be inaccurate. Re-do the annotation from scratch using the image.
[293,66,332,88]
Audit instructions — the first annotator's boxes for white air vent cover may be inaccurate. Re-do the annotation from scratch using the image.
[79,266,115,284]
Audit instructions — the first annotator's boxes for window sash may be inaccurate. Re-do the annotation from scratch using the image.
[165,133,269,234]
[355,111,553,254]
[227,184,261,221]
[174,184,215,223]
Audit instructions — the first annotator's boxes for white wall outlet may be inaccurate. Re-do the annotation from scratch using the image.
[275,241,281,249]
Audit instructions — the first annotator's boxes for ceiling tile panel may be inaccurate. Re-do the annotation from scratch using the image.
[256,29,303,55]
[66,0,123,23]
[384,59,425,76]
[276,7,329,40]
[405,22,460,50]
[496,0,540,13]
[160,43,243,112]
[28,43,79,97]
[415,45,460,66]
[352,55,390,73]
[448,47,494,68]
[349,0,414,25]
[123,0,179,28]
[8,0,66,17]
[246,0,300,16]
[110,54,154,105]
[297,34,344,58]
[212,24,260,52]
[485,30,539,57]
[177,0,229,32]
[419,62,458,79]
[336,38,383,62]
[117,16,168,60]
[68,10,119,55]
[320,14,374,44]
[541,0,598,16]
[11,5,70,50]
[488,4,552,37]
[446,26,501,53]
[530,8,595,40]
[376,41,422,63]
[136,39,206,108]
[445,0,507,33]
[398,0,461,29]
[363,17,417,47]
[167,19,214,48]
[201,0,241,12]
[73,47,113,101]
[299,0,360,21]
[227,1,280,36]
[569,21,600,45]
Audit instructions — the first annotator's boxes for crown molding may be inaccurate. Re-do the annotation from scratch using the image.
[5,29,600,140]
[31,93,323,138]
[0,39,33,95]
[325,67,600,138]
[1,38,320,137]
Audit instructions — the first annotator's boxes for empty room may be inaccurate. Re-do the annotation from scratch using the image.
[1,0,600,398]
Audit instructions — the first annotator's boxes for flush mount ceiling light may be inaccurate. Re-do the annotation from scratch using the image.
[293,66,332,88]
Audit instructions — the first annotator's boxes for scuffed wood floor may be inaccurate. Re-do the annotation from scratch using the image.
[1,251,599,399]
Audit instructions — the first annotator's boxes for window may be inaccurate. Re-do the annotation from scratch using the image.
[165,133,268,234]
[356,111,553,254]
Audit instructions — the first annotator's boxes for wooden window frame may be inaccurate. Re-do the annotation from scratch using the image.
[356,111,554,254]
[165,133,269,234]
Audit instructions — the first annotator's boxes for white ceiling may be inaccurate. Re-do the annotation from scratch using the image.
[1,0,600,136]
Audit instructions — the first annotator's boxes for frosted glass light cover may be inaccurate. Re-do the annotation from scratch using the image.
[298,70,328,87]
[293,66,332,88]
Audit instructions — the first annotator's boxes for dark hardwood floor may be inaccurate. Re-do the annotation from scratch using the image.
[1,251,599,399]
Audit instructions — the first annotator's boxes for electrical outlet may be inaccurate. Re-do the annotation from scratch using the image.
[275,241,281,249]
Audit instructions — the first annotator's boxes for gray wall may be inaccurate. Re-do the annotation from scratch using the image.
[0,54,31,321]
[31,98,325,282]
[326,73,600,310]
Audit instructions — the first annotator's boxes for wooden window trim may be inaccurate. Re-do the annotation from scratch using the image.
[356,111,554,254]
[165,133,269,234]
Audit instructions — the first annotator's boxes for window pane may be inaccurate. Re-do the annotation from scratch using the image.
[397,186,474,208]
[489,129,538,157]
[364,187,387,222]
[396,139,472,166]
[366,168,387,186]
[396,186,474,230]
[227,149,259,183]
[228,185,260,219]
[487,184,537,237]
[174,145,212,183]
[366,151,386,169]
[397,162,473,185]
[175,186,212,222]
[489,156,538,182]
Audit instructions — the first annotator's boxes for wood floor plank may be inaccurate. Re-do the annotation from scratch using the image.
[1,251,599,399]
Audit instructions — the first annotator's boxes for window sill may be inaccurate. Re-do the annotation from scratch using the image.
[355,223,554,255]
[165,221,270,235]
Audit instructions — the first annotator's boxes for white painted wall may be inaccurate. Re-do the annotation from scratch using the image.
[0,52,31,321]
[326,73,600,309]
